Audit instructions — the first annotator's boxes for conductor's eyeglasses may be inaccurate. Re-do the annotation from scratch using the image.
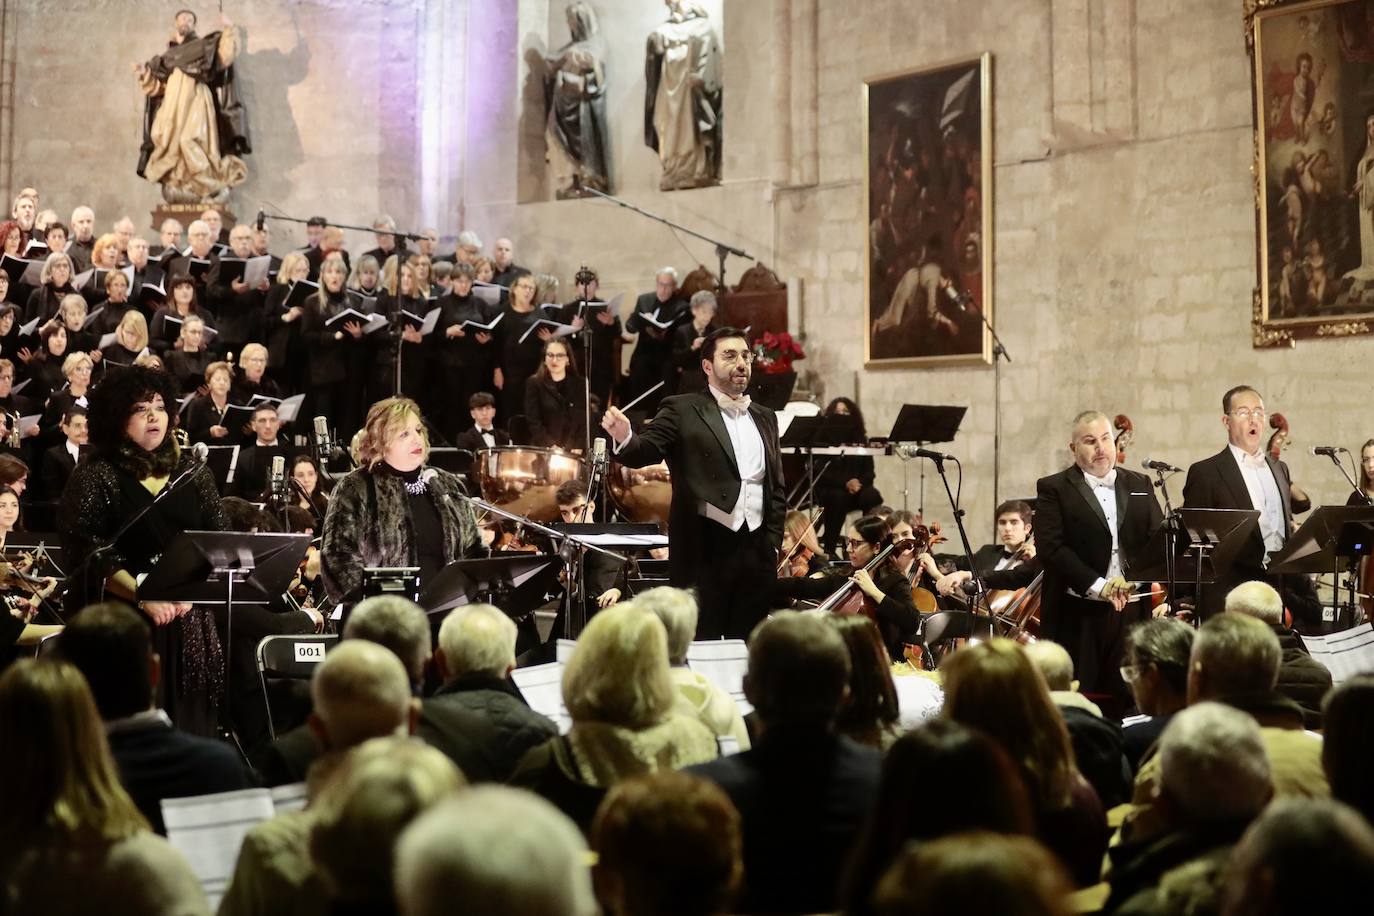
[717,349,754,365]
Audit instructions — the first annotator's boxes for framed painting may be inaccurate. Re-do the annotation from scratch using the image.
[863,53,993,368]
[1249,0,1374,345]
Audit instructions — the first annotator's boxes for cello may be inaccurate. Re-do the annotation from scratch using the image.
[812,529,930,618]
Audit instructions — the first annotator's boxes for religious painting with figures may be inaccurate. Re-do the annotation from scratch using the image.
[1251,0,1374,344]
[864,54,992,368]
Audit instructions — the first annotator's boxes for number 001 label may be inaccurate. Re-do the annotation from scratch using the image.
[294,642,326,663]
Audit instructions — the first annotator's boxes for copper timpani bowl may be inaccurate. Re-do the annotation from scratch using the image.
[476,447,588,523]
[606,461,672,527]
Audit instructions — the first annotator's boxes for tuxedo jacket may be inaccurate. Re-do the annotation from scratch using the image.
[453,426,512,455]
[40,443,82,501]
[1035,465,1163,642]
[963,543,1041,591]
[1182,447,1294,614]
[616,391,787,585]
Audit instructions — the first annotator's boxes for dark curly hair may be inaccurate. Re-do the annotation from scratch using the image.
[87,365,182,476]
[824,397,868,440]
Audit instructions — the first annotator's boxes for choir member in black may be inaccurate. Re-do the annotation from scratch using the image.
[24,252,76,324]
[494,271,545,423]
[205,224,266,361]
[229,404,290,499]
[0,220,22,258]
[100,311,149,368]
[58,365,228,736]
[39,406,86,502]
[525,338,588,451]
[812,397,885,557]
[88,270,134,336]
[671,290,719,394]
[181,361,235,446]
[346,254,382,299]
[304,226,352,282]
[0,306,19,366]
[372,257,429,405]
[0,360,38,429]
[301,253,367,441]
[320,397,479,604]
[561,269,621,409]
[150,275,217,357]
[935,500,1042,605]
[249,224,280,276]
[163,314,213,395]
[40,352,93,439]
[625,267,687,413]
[44,294,100,362]
[23,324,70,405]
[409,252,441,300]
[126,236,164,305]
[163,219,220,297]
[772,514,921,661]
[288,453,331,526]
[361,216,405,268]
[262,252,310,397]
[230,344,283,406]
[435,263,497,440]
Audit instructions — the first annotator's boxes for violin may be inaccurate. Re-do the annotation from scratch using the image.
[1114,414,1134,466]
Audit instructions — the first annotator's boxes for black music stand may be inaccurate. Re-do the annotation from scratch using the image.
[419,554,562,619]
[746,370,797,411]
[1124,509,1258,618]
[1268,505,1374,629]
[887,404,967,517]
[781,414,864,510]
[552,522,667,637]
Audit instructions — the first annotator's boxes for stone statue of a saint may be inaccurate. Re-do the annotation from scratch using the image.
[545,2,611,198]
[133,9,250,204]
[644,1,722,191]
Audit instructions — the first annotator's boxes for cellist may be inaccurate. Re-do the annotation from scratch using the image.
[935,499,1041,598]
[771,514,921,661]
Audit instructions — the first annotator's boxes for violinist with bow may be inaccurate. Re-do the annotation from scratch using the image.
[772,514,921,661]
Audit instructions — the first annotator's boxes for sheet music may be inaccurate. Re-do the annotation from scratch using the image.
[685,639,753,715]
[893,671,945,729]
[276,393,307,424]
[1298,625,1374,684]
[243,255,273,288]
[510,661,571,733]
[161,788,278,909]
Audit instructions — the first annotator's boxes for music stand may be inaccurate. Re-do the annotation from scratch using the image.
[746,371,797,411]
[1268,505,1374,628]
[1124,509,1259,617]
[419,554,562,619]
[887,404,967,516]
[780,415,864,510]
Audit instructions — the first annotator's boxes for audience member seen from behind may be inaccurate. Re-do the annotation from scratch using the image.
[873,831,1073,916]
[55,602,253,835]
[1321,674,1374,827]
[1221,797,1374,916]
[688,611,881,915]
[940,638,1108,887]
[510,601,718,833]
[1119,618,1194,772]
[635,586,751,750]
[307,737,465,915]
[591,771,742,916]
[419,603,557,782]
[395,786,597,916]
[1104,702,1274,914]
[0,659,209,916]
[840,720,1035,916]
[826,614,902,750]
[1224,580,1332,728]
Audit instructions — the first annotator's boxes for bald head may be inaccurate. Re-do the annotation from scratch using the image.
[309,640,418,751]
[1225,581,1284,626]
[1023,640,1075,691]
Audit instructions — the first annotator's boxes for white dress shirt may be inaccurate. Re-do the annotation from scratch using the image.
[1082,469,1122,601]
[1229,443,1286,557]
[475,426,496,449]
[65,440,80,464]
[698,386,765,532]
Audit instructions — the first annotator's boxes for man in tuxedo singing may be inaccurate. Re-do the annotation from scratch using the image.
[1182,385,1294,620]
[602,327,786,638]
[1036,411,1162,702]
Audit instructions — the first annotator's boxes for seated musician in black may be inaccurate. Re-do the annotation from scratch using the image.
[554,479,626,623]
[935,499,1041,600]
[772,514,919,661]
[813,397,884,557]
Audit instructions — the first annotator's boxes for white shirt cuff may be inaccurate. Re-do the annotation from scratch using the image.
[612,429,632,453]
[1088,577,1108,600]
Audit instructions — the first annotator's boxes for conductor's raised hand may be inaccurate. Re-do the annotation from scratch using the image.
[601,406,631,443]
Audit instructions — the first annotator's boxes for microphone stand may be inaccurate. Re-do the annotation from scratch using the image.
[921,453,984,608]
[946,284,1011,510]
[575,185,753,296]
[1320,449,1371,623]
[1151,467,1182,612]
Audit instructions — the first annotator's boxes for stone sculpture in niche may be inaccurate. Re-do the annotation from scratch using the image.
[545,2,612,198]
[644,1,722,191]
[133,9,250,204]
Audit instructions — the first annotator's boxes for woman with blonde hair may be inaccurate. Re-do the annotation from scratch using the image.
[262,250,310,394]
[302,253,367,439]
[372,256,428,403]
[320,397,478,603]
[940,638,1108,887]
[0,659,209,913]
[100,310,149,366]
[510,601,719,833]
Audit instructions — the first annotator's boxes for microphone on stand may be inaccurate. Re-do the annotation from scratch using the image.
[255,210,266,232]
[894,444,954,462]
[593,436,607,469]
[269,454,287,505]
[313,416,332,474]
[1311,446,1345,457]
[1142,458,1184,473]
[941,281,970,312]
[190,442,210,464]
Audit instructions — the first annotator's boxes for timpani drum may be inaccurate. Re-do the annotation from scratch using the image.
[476,447,588,523]
[606,461,672,527]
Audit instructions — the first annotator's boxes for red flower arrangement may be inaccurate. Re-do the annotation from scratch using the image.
[752,331,805,375]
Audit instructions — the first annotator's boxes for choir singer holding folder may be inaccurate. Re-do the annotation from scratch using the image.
[601,326,786,639]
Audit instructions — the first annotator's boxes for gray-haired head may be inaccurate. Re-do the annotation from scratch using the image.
[1158,701,1272,824]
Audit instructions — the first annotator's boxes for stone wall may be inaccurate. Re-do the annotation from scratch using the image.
[3,0,1372,548]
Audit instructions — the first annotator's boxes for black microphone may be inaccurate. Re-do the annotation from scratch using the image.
[1310,446,1345,457]
[1142,458,1183,473]
[895,444,953,461]
[255,210,265,232]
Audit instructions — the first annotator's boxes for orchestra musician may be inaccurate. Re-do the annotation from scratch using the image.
[320,397,479,604]
[524,338,588,450]
[1036,410,1162,702]
[288,453,331,524]
[777,509,827,578]
[555,479,627,624]
[601,326,785,639]
[1352,438,1374,505]
[813,397,884,557]
[1181,386,1294,620]
[936,499,1041,597]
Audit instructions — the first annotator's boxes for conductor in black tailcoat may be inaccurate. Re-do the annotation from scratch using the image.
[1036,410,1162,702]
[601,327,786,639]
